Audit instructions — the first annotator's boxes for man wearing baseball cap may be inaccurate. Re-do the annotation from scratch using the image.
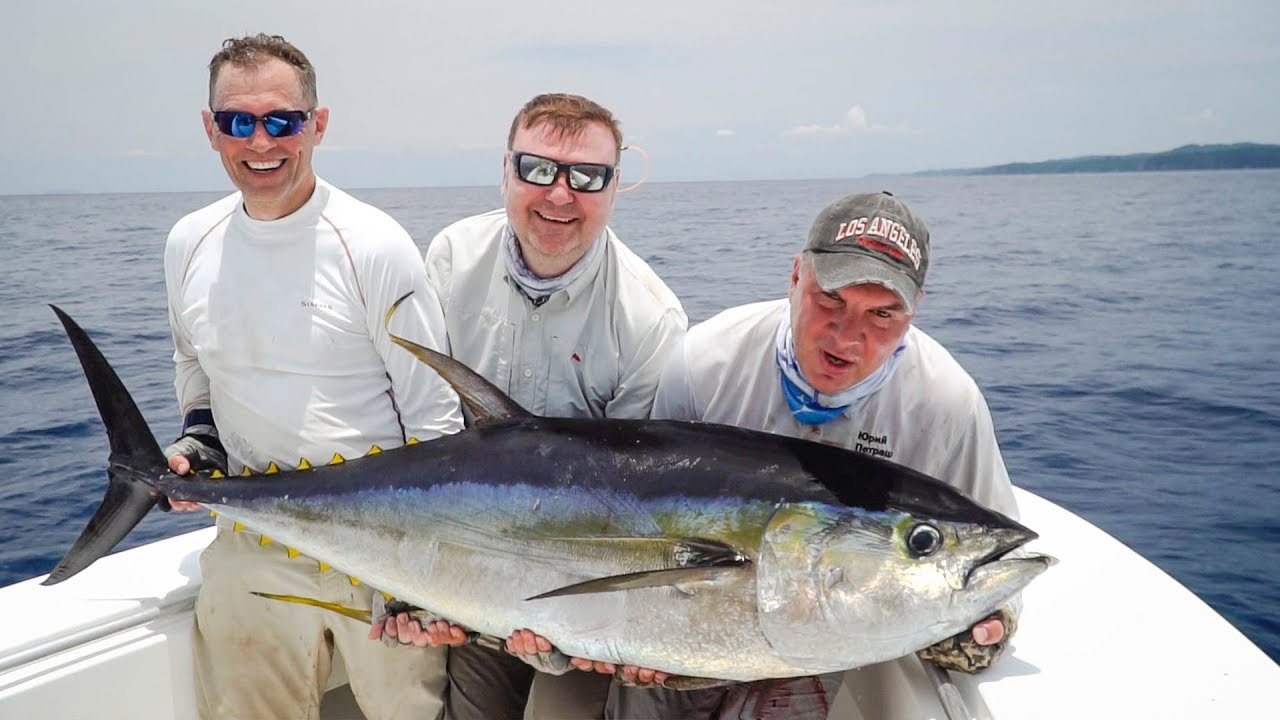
[606,191,1022,718]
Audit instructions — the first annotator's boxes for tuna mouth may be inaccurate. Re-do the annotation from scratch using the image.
[965,526,1050,586]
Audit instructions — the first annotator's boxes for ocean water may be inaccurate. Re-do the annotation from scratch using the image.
[1,171,1277,665]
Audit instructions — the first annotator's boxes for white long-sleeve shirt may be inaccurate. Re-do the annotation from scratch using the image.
[425,209,687,420]
[164,179,462,473]
[653,298,1017,517]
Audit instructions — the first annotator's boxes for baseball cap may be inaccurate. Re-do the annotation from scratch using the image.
[803,191,930,314]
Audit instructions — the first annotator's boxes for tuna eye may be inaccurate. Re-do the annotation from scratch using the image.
[907,523,942,557]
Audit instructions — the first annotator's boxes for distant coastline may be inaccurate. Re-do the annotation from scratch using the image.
[919,143,1280,176]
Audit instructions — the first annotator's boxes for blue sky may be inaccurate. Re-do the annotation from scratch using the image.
[1,0,1277,194]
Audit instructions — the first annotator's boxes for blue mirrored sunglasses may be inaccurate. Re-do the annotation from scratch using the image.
[512,152,616,193]
[212,110,313,139]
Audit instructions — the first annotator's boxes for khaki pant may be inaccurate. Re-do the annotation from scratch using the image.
[194,524,447,720]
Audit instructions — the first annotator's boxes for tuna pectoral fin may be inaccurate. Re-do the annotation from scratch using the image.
[42,306,169,586]
[527,565,750,600]
[526,536,752,599]
[384,292,530,426]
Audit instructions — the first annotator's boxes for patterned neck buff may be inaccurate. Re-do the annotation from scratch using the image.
[502,224,604,306]
[774,311,908,425]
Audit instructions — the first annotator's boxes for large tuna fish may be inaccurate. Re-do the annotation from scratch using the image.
[43,302,1051,682]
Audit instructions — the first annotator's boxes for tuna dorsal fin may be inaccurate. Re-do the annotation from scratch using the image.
[525,538,752,600]
[384,292,530,426]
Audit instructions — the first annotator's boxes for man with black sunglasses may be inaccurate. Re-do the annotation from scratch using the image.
[161,33,462,720]
[372,93,688,719]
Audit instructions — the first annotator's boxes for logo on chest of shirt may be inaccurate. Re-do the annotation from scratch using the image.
[855,430,893,460]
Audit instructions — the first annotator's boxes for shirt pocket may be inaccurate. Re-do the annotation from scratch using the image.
[547,336,612,418]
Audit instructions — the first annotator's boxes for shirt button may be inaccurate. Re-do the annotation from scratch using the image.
[523,368,533,378]
[531,313,541,321]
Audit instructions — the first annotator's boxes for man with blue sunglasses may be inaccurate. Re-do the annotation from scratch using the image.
[371,93,689,720]
[162,33,461,720]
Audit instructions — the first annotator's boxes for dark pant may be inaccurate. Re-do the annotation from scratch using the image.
[445,644,535,720]
[608,673,841,720]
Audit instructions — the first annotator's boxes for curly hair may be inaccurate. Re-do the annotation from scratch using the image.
[207,34,317,108]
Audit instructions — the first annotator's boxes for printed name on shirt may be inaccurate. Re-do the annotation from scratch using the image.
[301,299,335,311]
[855,430,894,460]
[833,216,922,271]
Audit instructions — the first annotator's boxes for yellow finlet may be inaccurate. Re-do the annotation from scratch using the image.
[318,561,331,572]
[381,591,394,601]
[233,522,246,532]
[259,535,273,546]
[240,466,252,477]
[265,462,281,474]
[366,445,383,456]
[209,510,218,518]
[329,452,346,465]
[286,547,301,559]
[348,576,362,587]
[210,469,225,479]
[406,437,420,446]
[297,458,313,470]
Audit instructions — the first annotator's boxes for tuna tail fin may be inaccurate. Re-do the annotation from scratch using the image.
[42,305,170,586]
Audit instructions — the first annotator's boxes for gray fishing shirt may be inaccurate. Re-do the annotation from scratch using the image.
[425,209,688,420]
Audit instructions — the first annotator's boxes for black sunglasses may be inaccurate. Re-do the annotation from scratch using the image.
[512,152,616,193]
[212,110,313,139]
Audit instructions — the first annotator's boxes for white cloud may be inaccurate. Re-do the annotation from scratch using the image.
[784,105,918,137]
[845,106,869,131]
[1183,109,1216,125]
[786,122,846,137]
